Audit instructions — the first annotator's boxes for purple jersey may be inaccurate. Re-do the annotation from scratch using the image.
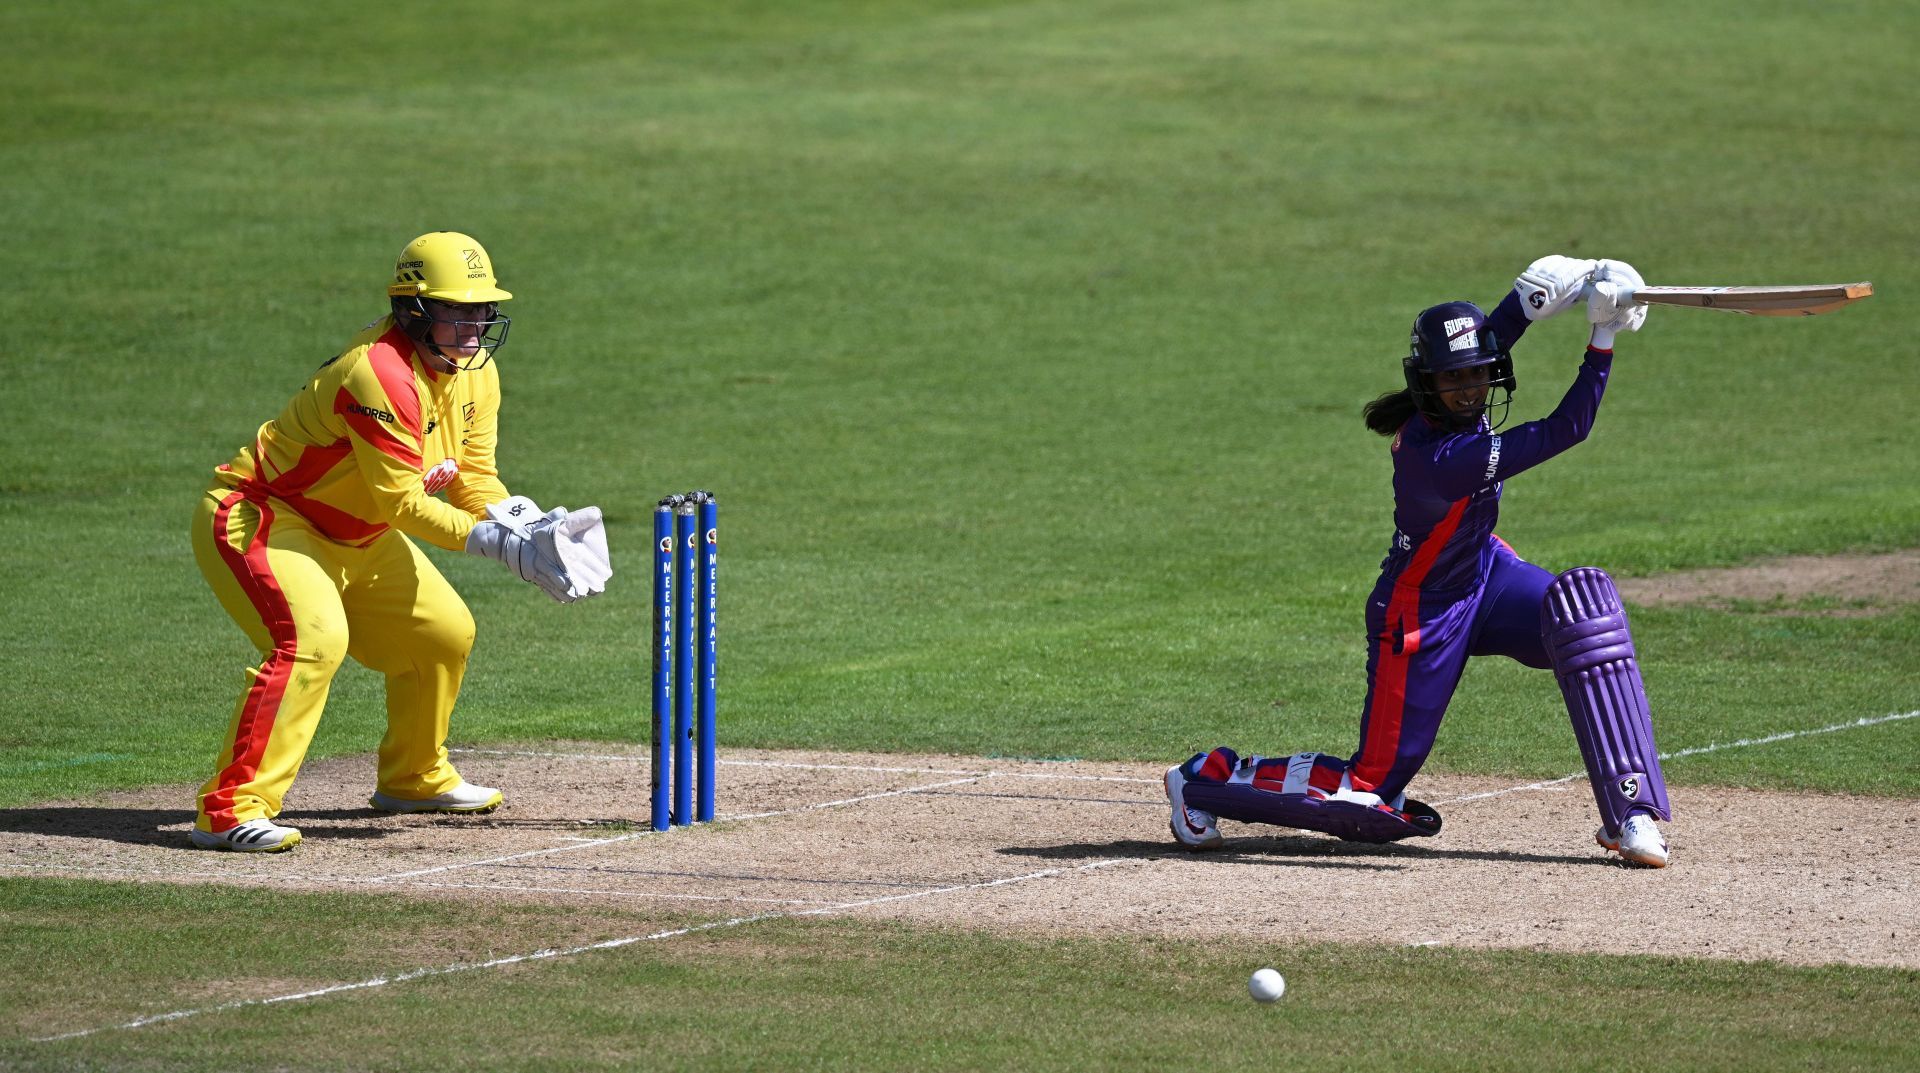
[1175,284,1661,844]
[1377,294,1612,597]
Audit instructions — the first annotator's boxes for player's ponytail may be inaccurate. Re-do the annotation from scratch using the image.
[1363,388,1417,436]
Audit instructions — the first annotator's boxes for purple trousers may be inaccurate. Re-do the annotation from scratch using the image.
[1347,538,1551,801]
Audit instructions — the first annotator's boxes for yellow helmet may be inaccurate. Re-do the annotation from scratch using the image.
[387,231,513,303]
[387,232,513,371]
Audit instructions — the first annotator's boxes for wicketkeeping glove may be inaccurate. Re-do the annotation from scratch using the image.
[531,506,612,600]
[1514,254,1599,322]
[466,500,613,603]
[467,509,579,603]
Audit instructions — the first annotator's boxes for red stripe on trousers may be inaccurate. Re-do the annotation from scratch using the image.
[1353,497,1470,791]
[202,490,300,831]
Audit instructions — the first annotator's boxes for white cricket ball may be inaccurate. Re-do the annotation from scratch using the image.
[1248,967,1286,1003]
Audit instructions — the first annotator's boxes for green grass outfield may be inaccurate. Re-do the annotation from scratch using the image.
[2,879,1915,1073]
[1,0,1916,1066]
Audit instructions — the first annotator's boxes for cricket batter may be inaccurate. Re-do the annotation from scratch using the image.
[189,232,612,852]
[1165,256,1675,867]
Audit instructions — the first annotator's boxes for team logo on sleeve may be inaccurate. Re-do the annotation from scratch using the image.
[422,459,459,494]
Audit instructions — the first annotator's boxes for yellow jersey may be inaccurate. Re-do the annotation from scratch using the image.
[215,316,511,551]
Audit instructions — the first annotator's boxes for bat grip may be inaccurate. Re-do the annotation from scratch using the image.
[1583,280,1642,309]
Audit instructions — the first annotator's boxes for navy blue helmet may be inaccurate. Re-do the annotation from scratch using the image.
[1403,300,1515,430]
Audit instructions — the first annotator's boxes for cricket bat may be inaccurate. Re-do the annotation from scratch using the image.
[1598,281,1874,317]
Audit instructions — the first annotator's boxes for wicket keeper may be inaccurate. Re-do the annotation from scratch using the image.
[189,232,612,852]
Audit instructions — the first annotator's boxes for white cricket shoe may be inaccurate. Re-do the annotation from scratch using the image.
[1596,813,1669,868]
[1164,763,1223,850]
[370,782,503,815]
[190,818,302,853]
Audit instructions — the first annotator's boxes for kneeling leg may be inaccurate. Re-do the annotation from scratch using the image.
[1177,748,1441,844]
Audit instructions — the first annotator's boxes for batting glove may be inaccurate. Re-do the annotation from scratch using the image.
[1587,259,1648,349]
[1514,254,1599,322]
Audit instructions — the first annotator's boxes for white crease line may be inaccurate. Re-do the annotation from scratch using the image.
[996,772,1158,785]
[452,748,647,762]
[721,775,991,820]
[452,747,1159,783]
[396,879,839,906]
[1432,709,1920,807]
[31,858,1133,1043]
[452,747,981,775]
[375,833,640,881]
[366,833,637,882]
[726,758,985,775]
[1659,709,1918,761]
[1431,774,1584,806]
[373,775,992,881]
[451,747,648,762]
[729,761,1156,785]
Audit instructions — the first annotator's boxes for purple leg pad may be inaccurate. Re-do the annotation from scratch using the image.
[1542,567,1671,834]
[1181,753,1442,844]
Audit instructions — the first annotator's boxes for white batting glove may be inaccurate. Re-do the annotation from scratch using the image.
[1586,259,1648,349]
[1514,255,1598,321]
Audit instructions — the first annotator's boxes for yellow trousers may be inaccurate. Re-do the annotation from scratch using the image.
[191,484,476,833]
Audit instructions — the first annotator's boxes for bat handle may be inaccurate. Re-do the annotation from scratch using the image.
[1582,279,1642,309]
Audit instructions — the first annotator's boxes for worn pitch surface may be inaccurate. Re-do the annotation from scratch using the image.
[3,746,1912,969]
